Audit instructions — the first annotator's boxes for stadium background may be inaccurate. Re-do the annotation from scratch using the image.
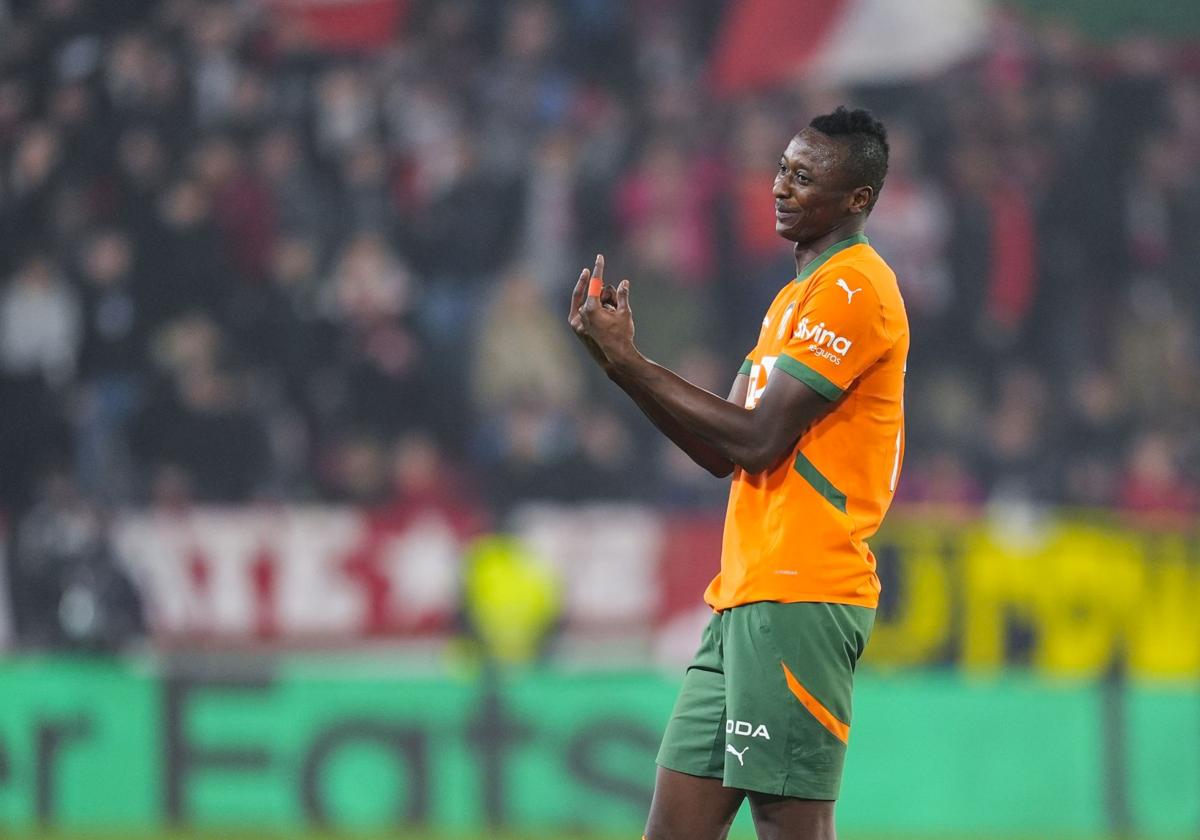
[1,0,1198,837]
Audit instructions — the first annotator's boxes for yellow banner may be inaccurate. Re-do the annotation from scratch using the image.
[867,511,1200,678]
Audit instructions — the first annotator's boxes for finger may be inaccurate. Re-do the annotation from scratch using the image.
[588,253,605,298]
[600,284,618,308]
[617,278,631,312]
[572,269,589,313]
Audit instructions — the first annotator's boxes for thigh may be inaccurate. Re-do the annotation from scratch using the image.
[747,792,836,840]
[645,766,745,840]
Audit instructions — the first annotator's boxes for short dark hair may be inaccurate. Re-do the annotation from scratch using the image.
[808,106,889,210]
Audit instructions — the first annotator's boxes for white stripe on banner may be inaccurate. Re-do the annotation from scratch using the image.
[812,0,989,85]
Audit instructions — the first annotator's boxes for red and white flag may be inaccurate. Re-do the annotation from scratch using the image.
[712,0,989,94]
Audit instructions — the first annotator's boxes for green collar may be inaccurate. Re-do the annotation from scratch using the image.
[794,232,869,283]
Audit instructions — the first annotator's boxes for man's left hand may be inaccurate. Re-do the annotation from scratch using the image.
[580,254,638,370]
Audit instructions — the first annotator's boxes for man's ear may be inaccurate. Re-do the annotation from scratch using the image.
[848,185,874,215]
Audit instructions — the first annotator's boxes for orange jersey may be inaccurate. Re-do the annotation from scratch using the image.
[704,233,908,611]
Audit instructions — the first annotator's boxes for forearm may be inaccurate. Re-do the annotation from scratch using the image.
[614,352,767,473]
[606,366,735,478]
[573,267,799,475]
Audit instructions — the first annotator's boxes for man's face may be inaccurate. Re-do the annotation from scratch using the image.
[773,128,855,245]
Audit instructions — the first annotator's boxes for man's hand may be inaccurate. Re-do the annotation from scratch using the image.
[579,254,638,371]
[568,255,618,372]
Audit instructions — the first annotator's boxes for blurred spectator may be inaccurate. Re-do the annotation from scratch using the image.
[1119,431,1199,518]
[324,433,390,504]
[517,129,578,294]
[867,122,953,364]
[1058,370,1129,509]
[380,432,488,537]
[74,229,147,499]
[142,178,234,322]
[2,123,63,265]
[335,138,396,240]
[109,125,170,236]
[0,253,80,385]
[470,267,584,414]
[229,235,328,387]
[314,65,378,158]
[894,451,986,510]
[473,398,580,515]
[12,469,144,650]
[192,134,277,284]
[317,233,429,437]
[0,254,78,512]
[188,2,244,129]
[255,127,328,241]
[979,366,1058,504]
[133,314,268,501]
[564,405,640,501]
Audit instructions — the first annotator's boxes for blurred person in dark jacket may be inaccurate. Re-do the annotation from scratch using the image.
[133,314,269,502]
[109,124,169,238]
[335,138,398,242]
[979,365,1059,505]
[0,123,63,272]
[0,253,77,512]
[191,134,278,284]
[255,126,329,241]
[141,178,234,322]
[312,233,433,440]
[13,468,144,650]
[74,228,148,500]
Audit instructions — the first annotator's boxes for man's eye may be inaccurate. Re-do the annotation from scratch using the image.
[795,172,810,184]
[778,163,787,175]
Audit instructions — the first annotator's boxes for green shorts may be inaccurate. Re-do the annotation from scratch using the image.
[656,601,874,800]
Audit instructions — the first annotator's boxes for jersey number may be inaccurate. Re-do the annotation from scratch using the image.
[745,355,777,409]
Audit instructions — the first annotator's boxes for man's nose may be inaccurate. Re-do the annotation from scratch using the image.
[773,176,789,199]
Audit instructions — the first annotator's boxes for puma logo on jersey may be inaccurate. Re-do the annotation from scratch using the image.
[793,317,852,356]
[725,744,749,766]
[836,278,862,303]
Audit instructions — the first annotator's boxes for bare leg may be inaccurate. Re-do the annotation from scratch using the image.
[644,766,746,840]
[747,793,836,840]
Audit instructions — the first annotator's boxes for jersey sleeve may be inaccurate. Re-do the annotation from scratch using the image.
[774,267,893,400]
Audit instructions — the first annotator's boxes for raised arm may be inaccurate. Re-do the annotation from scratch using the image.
[575,257,831,476]
[568,258,741,477]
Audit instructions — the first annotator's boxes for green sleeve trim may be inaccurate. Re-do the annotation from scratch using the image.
[738,358,753,376]
[793,452,848,513]
[774,355,844,401]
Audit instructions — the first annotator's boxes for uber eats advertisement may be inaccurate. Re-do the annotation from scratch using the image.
[1,508,1198,836]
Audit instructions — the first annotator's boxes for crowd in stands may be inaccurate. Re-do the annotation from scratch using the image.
[1,0,1198,541]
